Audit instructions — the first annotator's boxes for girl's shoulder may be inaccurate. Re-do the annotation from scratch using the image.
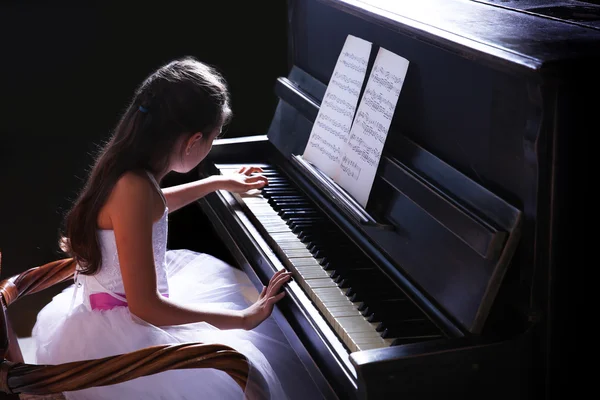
[109,170,156,209]
[97,169,157,230]
[114,169,152,192]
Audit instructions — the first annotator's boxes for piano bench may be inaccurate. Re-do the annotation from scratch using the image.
[0,254,250,399]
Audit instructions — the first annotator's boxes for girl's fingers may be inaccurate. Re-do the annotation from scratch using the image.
[239,166,263,176]
[272,270,291,286]
[267,291,286,305]
[246,179,267,189]
[246,175,268,184]
[259,286,267,299]
[266,272,286,293]
[265,271,287,296]
[246,166,264,175]
[269,269,287,284]
[266,272,292,297]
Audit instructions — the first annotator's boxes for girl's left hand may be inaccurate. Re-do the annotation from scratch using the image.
[217,166,268,193]
[242,269,292,330]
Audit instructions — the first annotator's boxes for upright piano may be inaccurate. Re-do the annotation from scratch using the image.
[195,0,598,398]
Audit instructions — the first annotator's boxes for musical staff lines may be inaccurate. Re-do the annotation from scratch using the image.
[341,155,362,180]
[337,47,409,207]
[303,34,410,208]
[303,34,372,179]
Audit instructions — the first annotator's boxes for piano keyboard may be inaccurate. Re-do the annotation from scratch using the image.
[217,164,443,353]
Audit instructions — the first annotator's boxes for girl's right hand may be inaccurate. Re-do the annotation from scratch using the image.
[215,166,268,194]
[242,269,292,330]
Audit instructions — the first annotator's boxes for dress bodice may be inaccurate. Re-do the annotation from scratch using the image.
[91,207,170,295]
[78,172,170,307]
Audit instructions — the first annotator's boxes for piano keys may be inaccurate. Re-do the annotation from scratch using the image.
[190,0,599,398]
[216,164,444,353]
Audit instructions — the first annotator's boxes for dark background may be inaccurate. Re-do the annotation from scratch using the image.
[0,1,577,398]
[0,1,288,336]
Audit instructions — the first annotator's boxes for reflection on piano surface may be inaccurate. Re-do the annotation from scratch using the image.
[192,0,598,398]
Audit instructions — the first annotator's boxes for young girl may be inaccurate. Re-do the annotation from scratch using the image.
[31,57,319,399]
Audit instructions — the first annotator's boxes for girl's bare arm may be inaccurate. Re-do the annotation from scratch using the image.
[162,167,267,212]
[107,171,288,329]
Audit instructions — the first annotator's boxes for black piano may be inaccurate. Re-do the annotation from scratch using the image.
[194,0,598,398]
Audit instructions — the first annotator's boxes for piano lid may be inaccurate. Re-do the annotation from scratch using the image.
[473,0,600,31]
[289,0,600,79]
[263,0,598,333]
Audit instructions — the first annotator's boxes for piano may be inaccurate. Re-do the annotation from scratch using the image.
[193,0,599,398]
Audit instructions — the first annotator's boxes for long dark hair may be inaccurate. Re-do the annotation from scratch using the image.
[61,56,232,275]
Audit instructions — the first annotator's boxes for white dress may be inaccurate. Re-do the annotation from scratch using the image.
[31,173,322,399]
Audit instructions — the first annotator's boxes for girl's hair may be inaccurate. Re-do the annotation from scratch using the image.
[60,56,232,275]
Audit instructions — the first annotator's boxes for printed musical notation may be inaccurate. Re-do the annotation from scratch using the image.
[337,47,409,207]
[302,34,410,208]
[303,35,371,179]
[340,155,362,181]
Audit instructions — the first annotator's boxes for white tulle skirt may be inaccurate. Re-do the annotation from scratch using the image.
[31,250,317,400]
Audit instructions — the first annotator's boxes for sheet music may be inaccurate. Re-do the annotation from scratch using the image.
[337,47,409,207]
[302,35,372,179]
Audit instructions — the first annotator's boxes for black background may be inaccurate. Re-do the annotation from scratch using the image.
[0,1,288,335]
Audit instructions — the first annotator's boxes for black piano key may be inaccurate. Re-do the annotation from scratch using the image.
[272,204,312,212]
[279,209,320,218]
[292,222,337,233]
[269,200,310,206]
[285,214,327,222]
[261,189,299,198]
[283,212,325,220]
[311,248,323,258]
[273,203,312,213]
[262,184,296,190]
[278,207,320,214]
[261,173,285,177]
[262,181,291,186]
[270,200,311,209]
[267,195,305,202]
[262,189,299,196]
[292,225,305,235]
[318,258,330,268]
[287,221,328,230]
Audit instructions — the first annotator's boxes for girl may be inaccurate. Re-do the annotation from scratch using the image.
[31,57,316,399]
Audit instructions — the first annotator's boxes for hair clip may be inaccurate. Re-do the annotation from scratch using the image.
[139,105,148,113]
